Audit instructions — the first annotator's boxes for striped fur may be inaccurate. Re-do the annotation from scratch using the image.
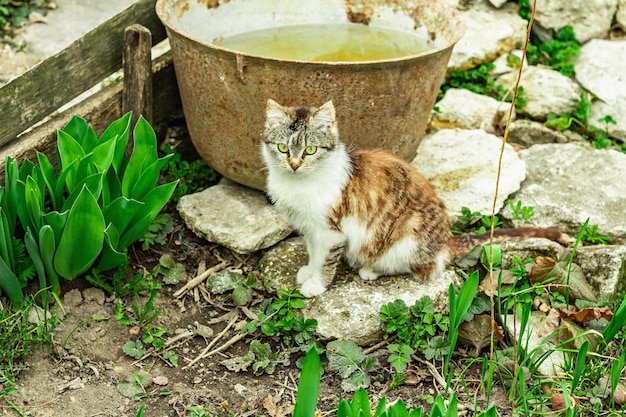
[261,99,564,297]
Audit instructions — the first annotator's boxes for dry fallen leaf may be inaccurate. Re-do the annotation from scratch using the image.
[530,257,598,302]
[458,314,504,356]
[28,11,47,24]
[560,306,613,324]
[538,308,562,338]
[551,392,580,411]
[152,375,169,386]
[599,375,626,406]
[559,319,599,351]
[479,269,517,297]
[263,394,293,417]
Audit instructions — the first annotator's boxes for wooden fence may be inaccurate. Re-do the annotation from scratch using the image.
[0,0,181,173]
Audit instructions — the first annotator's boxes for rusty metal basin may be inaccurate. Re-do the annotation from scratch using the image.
[156,0,465,190]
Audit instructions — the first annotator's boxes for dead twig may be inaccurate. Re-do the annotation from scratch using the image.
[363,338,390,355]
[183,313,239,369]
[173,260,229,298]
[412,355,447,393]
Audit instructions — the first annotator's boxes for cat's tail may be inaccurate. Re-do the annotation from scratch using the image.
[448,227,571,260]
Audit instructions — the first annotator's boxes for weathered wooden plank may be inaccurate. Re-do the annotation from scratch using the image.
[0,53,180,180]
[123,24,154,135]
[0,0,165,147]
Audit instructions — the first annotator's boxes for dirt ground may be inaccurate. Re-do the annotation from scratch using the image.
[6,211,512,417]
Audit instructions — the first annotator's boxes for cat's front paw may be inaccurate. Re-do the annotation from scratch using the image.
[300,277,327,298]
[359,267,381,281]
[296,265,315,284]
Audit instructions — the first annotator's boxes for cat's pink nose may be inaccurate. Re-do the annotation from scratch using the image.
[290,163,300,171]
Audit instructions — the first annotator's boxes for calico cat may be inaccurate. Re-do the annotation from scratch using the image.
[261,99,565,297]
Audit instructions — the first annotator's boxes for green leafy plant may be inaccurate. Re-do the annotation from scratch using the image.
[242,288,317,349]
[508,200,535,227]
[525,26,581,77]
[139,213,174,250]
[546,93,621,150]
[0,114,178,305]
[115,281,162,326]
[326,340,378,391]
[221,339,290,375]
[162,144,216,201]
[451,207,502,235]
[186,405,213,417]
[380,297,449,354]
[445,271,479,374]
[581,223,609,245]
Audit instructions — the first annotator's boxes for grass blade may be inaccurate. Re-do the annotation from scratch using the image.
[293,347,321,417]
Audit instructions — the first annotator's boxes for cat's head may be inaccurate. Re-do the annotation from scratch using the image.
[261,99,340,174]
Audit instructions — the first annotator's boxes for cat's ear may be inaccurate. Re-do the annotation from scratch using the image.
[311,101,337,135]
[266,99,289,128]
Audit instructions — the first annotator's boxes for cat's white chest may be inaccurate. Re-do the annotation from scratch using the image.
[265,151,351,232]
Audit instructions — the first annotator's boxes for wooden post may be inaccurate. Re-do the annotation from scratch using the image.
[123,23,153,154]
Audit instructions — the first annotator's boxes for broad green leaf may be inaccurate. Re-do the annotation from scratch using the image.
[3,157,20,233]
[38,225,60,294]
[18,158,37,181]
[119,181,177,248]
[37,152,59,210]
[101,167,122,207]
[61,172,103,213]
[343,370,371,392]
[97,224,128,271]
[54,186,105,279]
[24,229,48,306]
[99,112,131,174]
[374,398,387,417]
[293,347,321,417]
[337,400,353,417]
[89,137,117,173]
[0,209,14,270]
[103,196,144,240]
[122,116,158,197]
[24,176,44,233]
[53,159,75,208]
[57,130,86,189]
[62,115,98,150]
[0,256,24,307]
[327,340,365,377]
[129,155,172,200]
[387,399,409,417]
[41,210,68,245]
[351,388,371,417]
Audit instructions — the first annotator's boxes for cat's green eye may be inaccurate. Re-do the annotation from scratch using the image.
[277,143,289,153]
[304,146,317,155]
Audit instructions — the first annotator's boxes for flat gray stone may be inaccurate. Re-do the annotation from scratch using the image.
[497,66,581,121]
[508,119,584,148]
[413,129,526,218]
[618,0,626,29]
[433,88,514,134]
[449,5,527,70]
[503,312,565,377]
[574,245,626,297]
[260,237,459,345]
[534,0,618,43]
[588,98,626,142]
[502,143,626,244]
[177,178,293,254]
[575,39,626,104]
